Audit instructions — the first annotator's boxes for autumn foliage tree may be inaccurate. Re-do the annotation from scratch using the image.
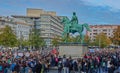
[84,35,90,44]
[112,26,120,45]
[52,36,62,46]
[0,25,18,47]
[94,33,112,48]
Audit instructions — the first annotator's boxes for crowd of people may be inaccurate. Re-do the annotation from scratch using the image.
[0,48,120,73]
[0,49,53,73]
[57,49,120,73]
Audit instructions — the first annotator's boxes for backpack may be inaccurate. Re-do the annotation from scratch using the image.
[0,65,3,71]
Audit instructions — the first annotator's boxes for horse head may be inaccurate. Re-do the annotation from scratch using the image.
[61,17,70,25]
[82,23,91,31]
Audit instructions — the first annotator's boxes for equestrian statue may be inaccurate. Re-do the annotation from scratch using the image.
[61,12,91,43]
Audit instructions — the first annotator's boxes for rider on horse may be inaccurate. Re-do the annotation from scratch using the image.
[61,12,91,43]
[70,12,78,26]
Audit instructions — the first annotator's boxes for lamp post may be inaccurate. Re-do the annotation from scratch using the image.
[99,29,101,48]
[99,36,101,48]
[20,31,22,49]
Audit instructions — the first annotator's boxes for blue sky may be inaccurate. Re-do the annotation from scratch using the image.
[0,0,120,24]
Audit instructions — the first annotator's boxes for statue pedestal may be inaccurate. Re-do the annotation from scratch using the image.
[58,43,88,58]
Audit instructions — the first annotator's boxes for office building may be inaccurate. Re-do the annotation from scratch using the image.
[12,8,64,46]
[27,8,56,17]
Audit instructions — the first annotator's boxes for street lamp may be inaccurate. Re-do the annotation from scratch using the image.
[99,29,101,48]
[20,31,22,49]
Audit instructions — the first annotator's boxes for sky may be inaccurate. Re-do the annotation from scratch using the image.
[0,0,120,24]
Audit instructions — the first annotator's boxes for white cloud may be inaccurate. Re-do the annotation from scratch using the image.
[82,0,120,11]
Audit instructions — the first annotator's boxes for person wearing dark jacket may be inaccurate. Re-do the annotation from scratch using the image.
[63,59,70,73]
[35,60,42,73]
[108,61,115,73]
[14,62,20,73]
[58,59,63,73]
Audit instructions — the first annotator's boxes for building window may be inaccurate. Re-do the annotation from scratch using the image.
[104,33,107,35]
[93,33,97,35]
[93,30,97,32]
[103,29,107,32]
[90,33,92,35]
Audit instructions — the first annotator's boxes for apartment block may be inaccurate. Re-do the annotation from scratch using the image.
[86,25,119,41]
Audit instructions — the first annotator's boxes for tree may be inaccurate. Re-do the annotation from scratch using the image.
[112,26,120,45]
[94,33,111,48]
[84,35,90,44]
[52,36,62,46]
[71,36,80,42]
[89,42,95,46]
[61,34,77,43]
[0,25,18,47]
[29,29,45,49]
[21,40,30,47]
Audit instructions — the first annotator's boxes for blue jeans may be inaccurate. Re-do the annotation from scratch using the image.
[102,67,106,72]
[4,68,8,73]
[64,67,69,73]
[25,67,29,73]
[20,67,25,73]
[88,68,95,73]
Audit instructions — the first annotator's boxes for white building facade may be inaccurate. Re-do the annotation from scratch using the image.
[0,16,32,40]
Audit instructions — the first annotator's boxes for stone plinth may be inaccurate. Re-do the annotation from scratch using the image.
[58,43,88,58]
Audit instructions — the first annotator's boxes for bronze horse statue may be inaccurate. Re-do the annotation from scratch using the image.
[61,16,91,43]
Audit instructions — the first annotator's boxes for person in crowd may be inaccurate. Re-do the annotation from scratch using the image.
[13,62,20,73]
[81,59,87,73]
[63,59,70,73]
[44,60,49,73]
[77,58,82,73]
[0,61,4,73]
[72,59,78,73]
[69,56,73,73]
[35,60,42,73]
[58,58,63,73]
[88,59,95,73]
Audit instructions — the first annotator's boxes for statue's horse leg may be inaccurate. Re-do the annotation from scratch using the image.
[62,26,69,42]
[81,33,84,44]
[77,24,84,44]
[62,31,66,38]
